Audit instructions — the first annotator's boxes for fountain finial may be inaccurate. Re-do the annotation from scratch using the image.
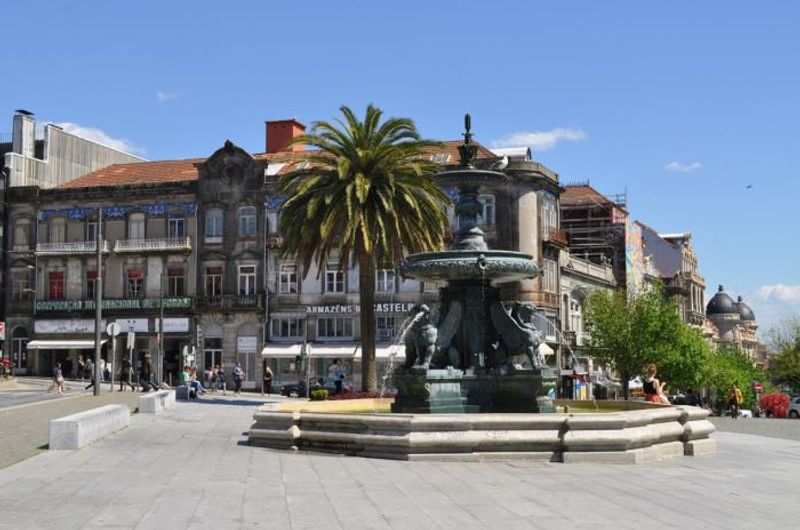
[458,113,478,169]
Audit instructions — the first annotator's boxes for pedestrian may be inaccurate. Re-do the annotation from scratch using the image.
[728,384,743,419]
[104,360,112,383]
[329,358,344,394]
[1,356,10,379]
[77,355,85,381]
[189,367,206,397]
[118,354,136,391]
[210,366,218,393]
[216,365,227,395]
[232,361,244,396]
[643,364,669,405]
[48,362,64,395]
[262,360,273,397]
[84,358,94,383]
[140,353,156,392]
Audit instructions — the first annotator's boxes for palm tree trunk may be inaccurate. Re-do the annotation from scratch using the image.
[359,254,378,392]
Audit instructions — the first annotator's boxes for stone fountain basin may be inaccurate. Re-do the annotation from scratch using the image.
[248,405,716,463]
[400,250,540,284]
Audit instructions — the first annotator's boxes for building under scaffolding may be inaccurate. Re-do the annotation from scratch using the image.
[560,183,629,290]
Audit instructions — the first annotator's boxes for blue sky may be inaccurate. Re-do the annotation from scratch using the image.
[3,0,799,334]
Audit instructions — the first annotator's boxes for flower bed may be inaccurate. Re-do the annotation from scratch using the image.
[328,391,396,401]
[759,392,790,418]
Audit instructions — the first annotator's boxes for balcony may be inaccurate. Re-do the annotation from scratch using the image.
[543,227,568,247]
[35,297,193,312]
[114,236,192,253]
[195,294,263,310]
[36,240,109,255]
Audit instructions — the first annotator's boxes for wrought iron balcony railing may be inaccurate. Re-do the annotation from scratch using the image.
[36,240,109,255]
[114,236,192,253]
[195,294,263,309]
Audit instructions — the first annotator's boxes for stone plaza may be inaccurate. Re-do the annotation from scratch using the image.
[0,396,796,529]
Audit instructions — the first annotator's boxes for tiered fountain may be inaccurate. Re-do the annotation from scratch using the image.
[392,114,556,413]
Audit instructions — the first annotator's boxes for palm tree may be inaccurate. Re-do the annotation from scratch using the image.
[278,104,450,392]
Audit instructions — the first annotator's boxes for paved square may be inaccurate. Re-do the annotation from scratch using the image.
[0,399,796,529]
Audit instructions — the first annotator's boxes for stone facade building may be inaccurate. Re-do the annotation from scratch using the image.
[704,285,763,361]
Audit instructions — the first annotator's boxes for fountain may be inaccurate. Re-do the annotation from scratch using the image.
[248,115,716,463]
[391,114,556,413]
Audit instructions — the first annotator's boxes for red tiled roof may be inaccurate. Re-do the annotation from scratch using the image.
[560,185,615,207]
[57,140,496,190]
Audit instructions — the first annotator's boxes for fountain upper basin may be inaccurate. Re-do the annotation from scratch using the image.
[400,249,540,284]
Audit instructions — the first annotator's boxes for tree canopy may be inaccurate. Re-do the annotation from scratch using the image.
[766,315,800,394]
[278,104,450,391]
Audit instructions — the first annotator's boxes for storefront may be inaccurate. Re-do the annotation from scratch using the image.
[30,319,106,376]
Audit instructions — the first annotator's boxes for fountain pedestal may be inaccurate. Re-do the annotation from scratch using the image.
[392,368,557,414]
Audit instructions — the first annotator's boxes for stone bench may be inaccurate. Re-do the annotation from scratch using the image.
[49,404,130,450]
[138,390,176,414]
[175,385,191,400]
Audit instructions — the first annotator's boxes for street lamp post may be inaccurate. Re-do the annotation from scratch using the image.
[92,207,103,396]
[159,262,165,384]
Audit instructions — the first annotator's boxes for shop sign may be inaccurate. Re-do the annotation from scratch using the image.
[114,318,149,333]
[155,318,191,333]
[305,303,415,315]
[34,319,105,334]
[237,336,257,353]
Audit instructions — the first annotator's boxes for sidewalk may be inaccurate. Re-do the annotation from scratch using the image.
[0,398,798,529]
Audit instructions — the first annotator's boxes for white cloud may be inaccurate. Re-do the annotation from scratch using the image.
[156,91,179,103]
[664,161,702,172]
[55,122,145,156]
[492,128,587,152]
[756,284,800,304]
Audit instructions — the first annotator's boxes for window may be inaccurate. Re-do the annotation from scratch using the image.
[48,270,65,300]
[376,269,395,293]
[12,271,31,301]
[569,296,582,334]
[377,316,399,341]
[238,206,257,238]
[204,338,223,370]
[541,193,558,236]
[266,211,279,235]
[278,264,298,294]
[238,265,256,295]
[317,317,353,339]
[542,315,558,341]
[168,217,185,238]
[128,213,145,240]
[167,267,185,297]
[86,270,98,300]
[86,220,99,242]
[205,266,223,296]
[205,208,223,240]
[271,318,304,339]
[325,265,344,293]
[11,328,28,370]
[126,268,145,298]
[13,219,30,250]
[543,259,558,293]
[50,218,66,244]
[478,194,495,226]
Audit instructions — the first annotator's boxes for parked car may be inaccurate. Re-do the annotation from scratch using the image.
[280,377,338,398]
[789,397,800,419]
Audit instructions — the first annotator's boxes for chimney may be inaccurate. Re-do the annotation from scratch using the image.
[265,118,306,153]
[12,109,36,158]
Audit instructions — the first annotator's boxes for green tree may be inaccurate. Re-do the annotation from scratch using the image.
[278,105,449,392]
[583,284,693,398]
[766,314,800,393]
[657,324,711,393]
[702,344,766,409]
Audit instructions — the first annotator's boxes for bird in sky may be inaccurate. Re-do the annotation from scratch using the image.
[746,184,754,189]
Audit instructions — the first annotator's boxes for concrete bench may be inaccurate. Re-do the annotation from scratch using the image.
[175,385,191,400]
[49,404,130,450]
[138,390,176,414]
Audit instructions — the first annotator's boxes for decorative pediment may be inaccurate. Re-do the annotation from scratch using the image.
[201,140,256,184]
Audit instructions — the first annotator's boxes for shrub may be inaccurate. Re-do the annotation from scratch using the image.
[327,391,395,401]
[759,392,790,418]
[309,389,329,401]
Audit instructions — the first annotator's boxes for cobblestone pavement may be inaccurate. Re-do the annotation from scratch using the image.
[710,415,800,441]
[0,400,797,529]
[0,377,85,409]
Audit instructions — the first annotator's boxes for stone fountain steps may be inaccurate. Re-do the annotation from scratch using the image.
[248,405,716,463]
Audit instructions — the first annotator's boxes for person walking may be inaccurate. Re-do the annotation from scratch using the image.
[84,358,94,384]
[47,362,64,395]
[77,355,85,381]
[728,384,743,419]
[140,353,156,392]
[329,358,344,395]
[216,365,227,395]
[118,354,136,391]
[262,360,273,397]
[232,361,244,396]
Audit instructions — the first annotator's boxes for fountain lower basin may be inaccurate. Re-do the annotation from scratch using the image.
[401,249,539,284]
[248,404,716,463]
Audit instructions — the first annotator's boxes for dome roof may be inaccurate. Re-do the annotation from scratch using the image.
[706,285,737,316]
[735,296,755,321]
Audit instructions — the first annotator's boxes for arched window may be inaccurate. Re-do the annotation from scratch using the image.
[128,213,145,240]
[50,217,66,244]
[238,206,257,238]
[206,208,224,240]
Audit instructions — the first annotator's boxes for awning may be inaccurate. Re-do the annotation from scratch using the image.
[538,343,554,356]
[261,343,304,358]
[26,339,107,350]
[357,345,405,360]
[261,342,405,360]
